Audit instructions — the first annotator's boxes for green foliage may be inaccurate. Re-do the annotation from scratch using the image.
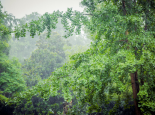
[2,0,155,114]
[0,1,26,96]
[0,94,8,104]
[0,55,26,94]
[9,31,67,114]
[22,31,66,87]
[0,3,26,114]
[13,95,63,115]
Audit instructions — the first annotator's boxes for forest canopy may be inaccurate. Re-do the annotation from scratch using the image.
[0,0,155,115]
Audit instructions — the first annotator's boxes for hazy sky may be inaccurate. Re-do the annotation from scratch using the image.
[1,0,84,19]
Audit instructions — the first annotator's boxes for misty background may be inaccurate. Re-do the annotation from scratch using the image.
[0,1,92,114]
[1,0,92,63]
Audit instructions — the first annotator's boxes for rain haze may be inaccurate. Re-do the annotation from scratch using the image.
[1,0,91,63]
[1,0,84,18]
[1,0,86,34]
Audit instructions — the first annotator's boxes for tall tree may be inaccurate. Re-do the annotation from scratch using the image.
[0,0,26,104]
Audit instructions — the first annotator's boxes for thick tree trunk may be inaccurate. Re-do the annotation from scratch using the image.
[130,72,142,115]
[63,100,72,115]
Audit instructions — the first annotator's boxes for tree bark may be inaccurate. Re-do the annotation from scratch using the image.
[63,100,72,115]
[130,73,142,115]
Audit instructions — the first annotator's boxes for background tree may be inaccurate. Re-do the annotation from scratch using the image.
[8,12,41,63]
[22,31,66,87]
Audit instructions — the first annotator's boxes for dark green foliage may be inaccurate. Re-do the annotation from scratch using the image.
[13,95,64,115]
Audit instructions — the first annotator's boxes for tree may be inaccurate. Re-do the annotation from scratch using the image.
[22,31,66,87]
[0,1,26,95]
[0,2,26,113]
[7,0,155,115]
[8,12,41,63]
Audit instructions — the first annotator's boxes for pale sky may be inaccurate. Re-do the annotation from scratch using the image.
[1,0,84,19]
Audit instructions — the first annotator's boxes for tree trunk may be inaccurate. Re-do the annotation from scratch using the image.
[63,100,72,115]
[130,72,142,115]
